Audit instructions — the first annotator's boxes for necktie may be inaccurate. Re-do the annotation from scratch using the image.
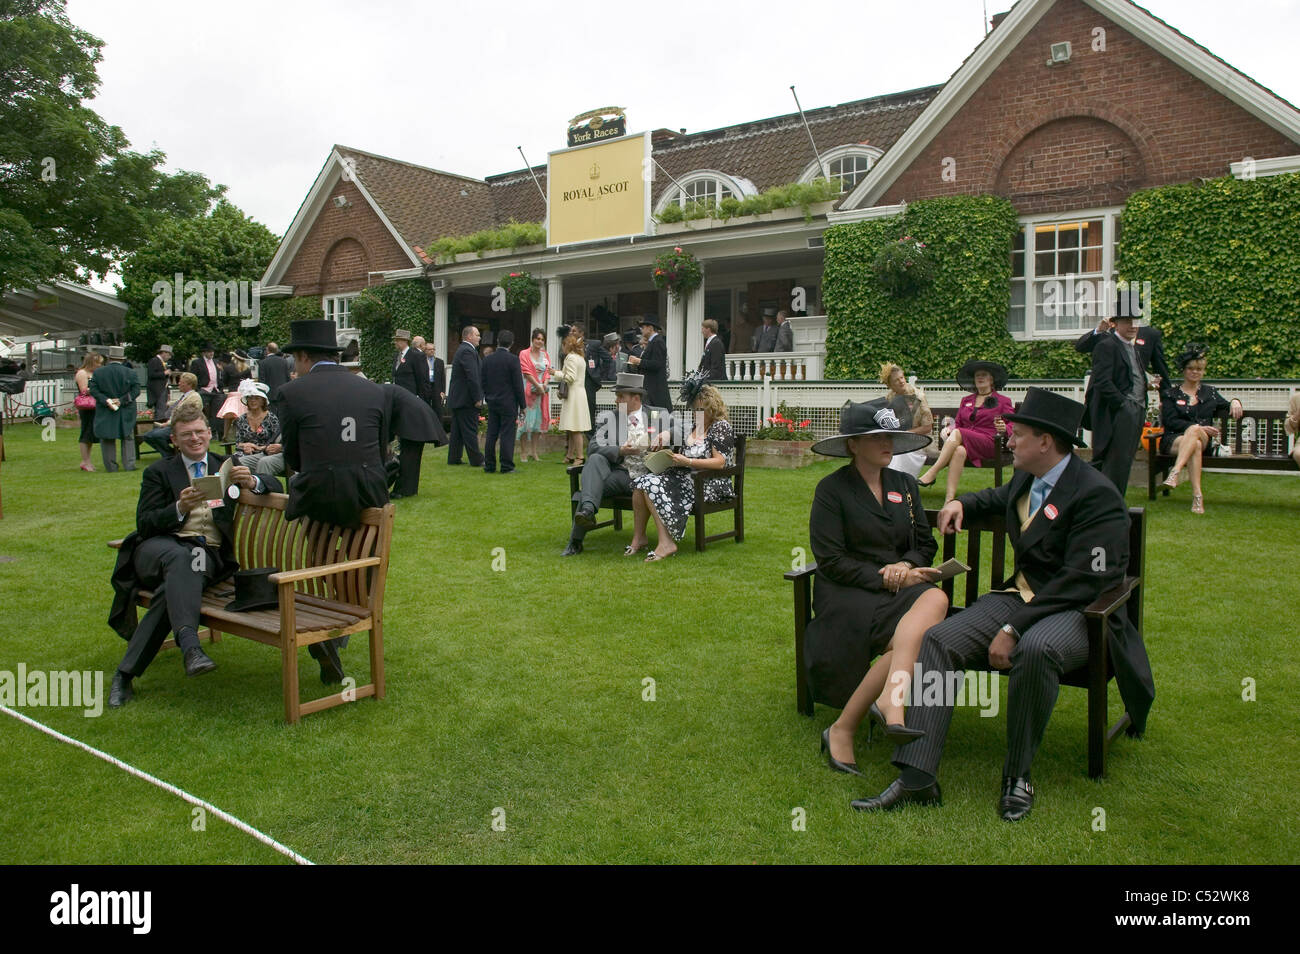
[1029,477,1048,515]
[192,460,205,479]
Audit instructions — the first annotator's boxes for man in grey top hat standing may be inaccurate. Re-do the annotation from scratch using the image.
[752,308,778,352]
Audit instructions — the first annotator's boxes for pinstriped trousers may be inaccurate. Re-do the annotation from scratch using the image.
[893,592,1091,780]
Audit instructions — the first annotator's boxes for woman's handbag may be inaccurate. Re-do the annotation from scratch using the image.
[557,380,569,400]
[74,392,97,410]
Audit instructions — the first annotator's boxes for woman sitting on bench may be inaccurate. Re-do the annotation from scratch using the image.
[918,359,1013,503]
[804,397,947,777]
[1159,343,1243,514]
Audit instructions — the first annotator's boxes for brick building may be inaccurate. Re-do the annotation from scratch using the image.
[259,0,1300,376]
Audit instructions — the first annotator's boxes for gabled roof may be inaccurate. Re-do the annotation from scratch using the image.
[841,0,1300,211]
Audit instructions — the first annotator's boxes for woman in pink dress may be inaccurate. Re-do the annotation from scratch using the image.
[918,359,1013,503]
[517,327,553,462]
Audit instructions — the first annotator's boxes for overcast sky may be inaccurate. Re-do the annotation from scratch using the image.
[65,0,1300,258]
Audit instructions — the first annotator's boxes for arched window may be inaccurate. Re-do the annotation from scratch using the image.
[799,145,883,193]
[654,170,756,213]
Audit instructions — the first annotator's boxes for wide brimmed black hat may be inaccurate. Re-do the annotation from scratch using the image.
[812,397,932,457]
[200,341,216,352]
[1004,387,1087,448]
[285,320,341,354]
[621,330,641,345]
[224,567,281,612]
[956,359,1009,392]
[638,315,661,330]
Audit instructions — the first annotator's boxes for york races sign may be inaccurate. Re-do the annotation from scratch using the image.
[567,107,628,147]
[547,125,651,247]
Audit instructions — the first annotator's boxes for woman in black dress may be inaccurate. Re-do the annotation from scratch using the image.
[804,397,948,776]
[1159,343,1243,514]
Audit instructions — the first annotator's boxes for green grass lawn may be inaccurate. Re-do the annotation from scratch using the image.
[1,421,1297,864]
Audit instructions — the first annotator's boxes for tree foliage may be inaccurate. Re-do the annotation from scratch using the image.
[118,200,279,362]
[1118,172,1300,377]
[0,0,224,293]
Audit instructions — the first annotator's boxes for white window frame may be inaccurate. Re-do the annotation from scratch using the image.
[1008,206,1123,341]
[323,293,359,334]
[798,145,883,193]
[653,170,756,214]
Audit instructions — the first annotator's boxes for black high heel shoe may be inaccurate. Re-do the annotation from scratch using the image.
[870,702,925,743]
[917,474,937,488]
[821,728,865,777]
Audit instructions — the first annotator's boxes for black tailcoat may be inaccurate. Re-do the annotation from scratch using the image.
[393,346,431,401]
[699,335,727,382]
[278,364,389,528]
[638,333,671,410]
[958,453,1155,733]
[1076,325,1170,430]
[482,347,527,415]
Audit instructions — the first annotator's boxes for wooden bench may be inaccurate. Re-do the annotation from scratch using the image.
[785,506,1146,778]
[110,491,393,722]
[566,435,746,552]
[930,407,1011,487]
[1148,408,1296,499]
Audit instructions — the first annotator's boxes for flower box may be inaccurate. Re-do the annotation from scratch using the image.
[746,439,817,468]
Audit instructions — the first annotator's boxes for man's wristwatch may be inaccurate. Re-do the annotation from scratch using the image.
[1000,623,1020,642]
[900,560,916,569]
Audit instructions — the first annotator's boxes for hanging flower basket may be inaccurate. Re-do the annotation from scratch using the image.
[874,235,935,296]
[500,271,542,312]
[651,246,703,303]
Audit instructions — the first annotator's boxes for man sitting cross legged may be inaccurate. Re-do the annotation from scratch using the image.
[107,404,281,708]
[563,372,675,556]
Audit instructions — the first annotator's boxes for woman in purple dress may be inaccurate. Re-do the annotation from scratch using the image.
[918,359,1014,503]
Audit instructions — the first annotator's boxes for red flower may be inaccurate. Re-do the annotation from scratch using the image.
[674,246,682,253]
[800,419,811,427]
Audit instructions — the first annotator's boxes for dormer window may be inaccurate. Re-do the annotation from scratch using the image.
[654,170,756,213]
[799,145,883,193]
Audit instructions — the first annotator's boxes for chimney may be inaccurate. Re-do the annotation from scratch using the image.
[990,10,1010,30]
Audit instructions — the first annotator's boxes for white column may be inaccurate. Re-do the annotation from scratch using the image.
[684,274,705,377]
[433,289,449,361]
[545,278,563,356]
[665,291,686,385]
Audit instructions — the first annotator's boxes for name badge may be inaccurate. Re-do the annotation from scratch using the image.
[1136,338,1146,345]
[1176,399,1187,406]
[887,491,903,503]
[1043,504,1058,520]
[207,499,224,509]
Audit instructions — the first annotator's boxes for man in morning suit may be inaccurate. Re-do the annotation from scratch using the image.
[278,320,390,684]
[627,317,671,412]
[257,341,292,418]
[447,325,485,466]
[774,310,794,353]
[422,340,446,420]
[585,332,618,437]
[1076,300,1169,492]
[480,329,527,473]
[751,308,778,352]
[563,373,677,556]
[146,344,172,416]
[390,330,433,498]
[852,389,1154,821]
[699,319,727,382]
[106,404,281,707]
[188,342,224,435]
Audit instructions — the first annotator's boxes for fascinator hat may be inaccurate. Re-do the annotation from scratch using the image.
[677,369,711,407]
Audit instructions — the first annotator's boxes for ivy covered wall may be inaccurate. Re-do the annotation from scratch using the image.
[823,195,1091,381]
[1118,172,1300,377]
[349,279,436,383]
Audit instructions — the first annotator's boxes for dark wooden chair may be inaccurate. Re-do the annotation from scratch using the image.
[566,435,746,552]
[929,407,1011,486]
[785,506,1146,778]
[1148,408,1296,499]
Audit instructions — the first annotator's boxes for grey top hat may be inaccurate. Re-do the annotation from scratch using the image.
[613,371,647,395]
[393,329,412,341]
[159,344,173,354]
[812,397,932,457]
[602,332,620,347]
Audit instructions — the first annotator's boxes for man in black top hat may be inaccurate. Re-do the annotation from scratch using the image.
[1077,299,1169,492]
[106,404,281,708]
[628,317,671,411]
[852,388,1154,822]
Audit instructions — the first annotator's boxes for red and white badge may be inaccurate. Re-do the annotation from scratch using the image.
[1136,338,1146,345]
[1176,399,1187,406]
[1043,504,1059,520]
[887,491,903,503]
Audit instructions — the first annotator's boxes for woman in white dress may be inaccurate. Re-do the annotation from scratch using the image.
[557,328,590,464]
[880,363,933,478]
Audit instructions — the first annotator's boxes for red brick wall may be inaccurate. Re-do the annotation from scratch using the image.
[279,178,415,298]
[880,0,1300,214]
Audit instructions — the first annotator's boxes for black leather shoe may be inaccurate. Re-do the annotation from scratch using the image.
[308,640,345,685]
[850,778,942,812]
[573,507,597,530]
[109,672,133,708]
[183,646,217,676]
[821,728,864,777]
[869,702,925,743]
[999,776,1034,822]
[561,540,583,556]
